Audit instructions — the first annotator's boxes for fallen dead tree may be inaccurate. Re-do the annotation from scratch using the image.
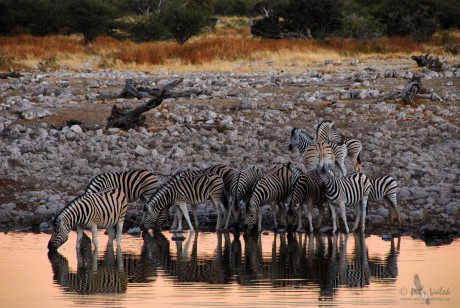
[99,78,208,99]
[106,79,183,130]
[380,75,423,105]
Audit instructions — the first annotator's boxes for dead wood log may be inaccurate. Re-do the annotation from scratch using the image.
[380,75,423,105]
[98,78,208,99]
[0,72,23,79]
[106,79,183,130]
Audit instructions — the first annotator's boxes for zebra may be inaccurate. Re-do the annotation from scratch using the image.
[318,165,371,233]
[245,162,300,232]
[286,170,328,233]
[85,169,161,204]
[48,188,128,251]
[289,128,347,176]
[315,120,363,172]
[170,164,236,230]
[356,175,400,227]
[227,164,264,229]
[143,173,224,232]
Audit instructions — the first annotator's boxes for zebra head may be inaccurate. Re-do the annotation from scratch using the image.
[142,204,168,231]
[318,164,334,185]
[286,204,299,230]
[48,216,70,251]
[288,128,302,151]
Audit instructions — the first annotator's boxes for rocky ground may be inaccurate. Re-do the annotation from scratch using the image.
[0,56,459,240]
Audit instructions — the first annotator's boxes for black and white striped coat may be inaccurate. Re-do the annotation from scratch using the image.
[319,166,371,233]
[315,120,363,172]
[227,164,264,229]
[143,172,224,232]
[48,188,128,251]
[246,163,300,232]
[170,165,235,230]
[287,170,328,232]
[289,128,347,176]
[85,170,160,203]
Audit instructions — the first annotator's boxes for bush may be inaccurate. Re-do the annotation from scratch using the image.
[161,0,212,44]
[340,14,383,39]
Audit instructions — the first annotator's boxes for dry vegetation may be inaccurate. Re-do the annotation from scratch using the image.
[0,26,456,73]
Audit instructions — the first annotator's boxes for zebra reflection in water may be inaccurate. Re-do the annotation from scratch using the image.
[47,233,127,294]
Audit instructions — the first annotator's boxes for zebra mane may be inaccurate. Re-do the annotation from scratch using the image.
[53,194,87,226]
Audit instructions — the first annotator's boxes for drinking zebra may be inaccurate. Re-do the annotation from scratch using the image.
[318,165,371,233]
[289,128,347,176]
[48,188,128,251]
[315,120,363,172]
[246,162,300,232]
[227,164,264,229]
[286,170,328,233]
[85,169,161,204]
[142,173,224,232]
[170,164,235,231]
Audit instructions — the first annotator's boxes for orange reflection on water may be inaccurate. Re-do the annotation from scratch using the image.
[0,231,458,307]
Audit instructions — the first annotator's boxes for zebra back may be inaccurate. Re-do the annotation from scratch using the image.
[85,170,160,203]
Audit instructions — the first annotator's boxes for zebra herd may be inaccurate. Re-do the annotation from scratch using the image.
[48,120,400,252]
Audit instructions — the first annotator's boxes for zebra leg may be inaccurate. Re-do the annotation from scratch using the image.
[116,218,124,247]
[178,203,194,232]
[279,202,287,229]
[339,202,350,233]
[329,203,338,233]
[296,204,304,232]
[212,199,222,231]
[306,200,314,233]
[91,224,99,250]
[361,196,369,233]
[352,203,361,232]
[171,206,179,230]
[270,203,278,230]
[106,226,116,244]
[76,225,84,249]
[258,207,263,232]
[191,204,199,230]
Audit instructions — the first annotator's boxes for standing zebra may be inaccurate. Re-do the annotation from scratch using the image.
[85,170,161,204]
[287,170,328,233]
[246,162,299,232]
[48,188,128,251]
[171,164,236,230]
[319,165,371,233]
[227,164,264,229]
[143,173,224,232]
[354,175,400,227]
[315,120,363,172]
[289,128,347,176]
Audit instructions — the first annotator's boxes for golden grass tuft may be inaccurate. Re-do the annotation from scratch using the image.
[0,26,450,72]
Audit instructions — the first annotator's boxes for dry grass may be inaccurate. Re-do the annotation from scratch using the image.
[0,27,449,72]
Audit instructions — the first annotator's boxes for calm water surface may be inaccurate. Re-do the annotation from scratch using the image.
[0,231,459,307]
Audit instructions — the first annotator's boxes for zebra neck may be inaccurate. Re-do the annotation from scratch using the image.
[299,133,314,153]
[325,177,340,199]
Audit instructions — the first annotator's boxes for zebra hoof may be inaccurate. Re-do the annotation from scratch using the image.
[170,229,183,234]
[276,228,286,233]
[297,229,305,234]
